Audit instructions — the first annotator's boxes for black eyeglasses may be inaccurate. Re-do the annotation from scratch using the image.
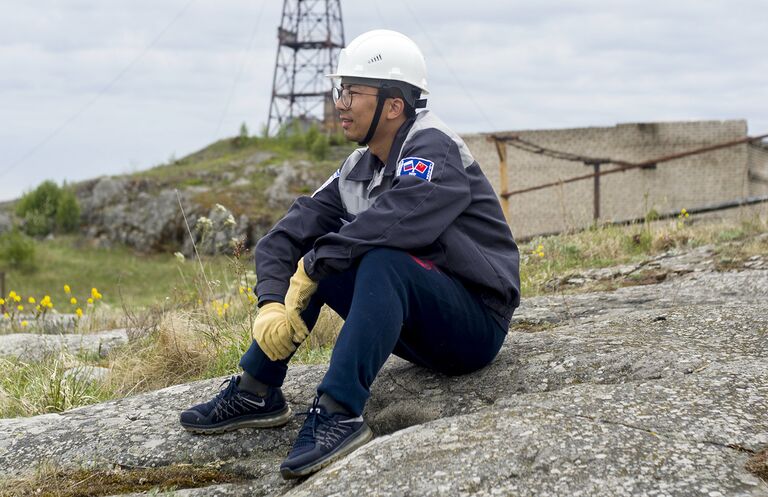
[332,87,379,108]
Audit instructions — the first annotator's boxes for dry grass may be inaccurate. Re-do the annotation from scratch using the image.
[520,212,768,297]
[0,463,244,497]
[106,301,342,399]
[747,449,768,484]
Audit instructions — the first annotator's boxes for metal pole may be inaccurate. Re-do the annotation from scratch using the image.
[492,137,510,222]
[591,162,601,221]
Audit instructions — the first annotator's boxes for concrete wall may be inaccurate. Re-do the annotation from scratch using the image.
[748,142,768,197]
[462,120,750,239]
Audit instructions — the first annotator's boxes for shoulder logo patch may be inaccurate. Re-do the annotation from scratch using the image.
[397,157,434,181]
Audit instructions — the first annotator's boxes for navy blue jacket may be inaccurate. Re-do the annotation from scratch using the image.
[255,111,520,327]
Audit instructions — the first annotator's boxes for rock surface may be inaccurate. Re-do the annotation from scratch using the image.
[0,210,11,235]
[0,329,128,362]
[0,265,767,496]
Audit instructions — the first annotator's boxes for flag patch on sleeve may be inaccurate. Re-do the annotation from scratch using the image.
[397,157,434,181]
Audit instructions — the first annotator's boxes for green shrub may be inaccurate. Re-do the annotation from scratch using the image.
[310,132,330,161]
[304,125,320,150]
[15,181,80,236]
[22,210,53,237]
[234,122,250,148]
[55,190,81,233]
[0,229,36,271]
[329,130,348,146]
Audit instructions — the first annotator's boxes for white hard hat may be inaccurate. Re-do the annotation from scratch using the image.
[328,29,429,95]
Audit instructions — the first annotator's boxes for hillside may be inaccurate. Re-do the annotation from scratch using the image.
[0,128,356,257]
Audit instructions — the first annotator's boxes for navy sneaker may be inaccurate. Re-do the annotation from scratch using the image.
[280,397,373,479]
[180,376,291,434]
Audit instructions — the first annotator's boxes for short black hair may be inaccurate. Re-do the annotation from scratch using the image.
[382,86,416,118]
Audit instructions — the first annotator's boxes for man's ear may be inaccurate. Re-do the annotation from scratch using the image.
[386,97,406,120]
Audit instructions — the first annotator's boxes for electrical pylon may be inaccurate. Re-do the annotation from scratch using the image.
[267,0,345,135]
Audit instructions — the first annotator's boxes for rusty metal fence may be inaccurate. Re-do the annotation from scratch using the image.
[487,131,768,230]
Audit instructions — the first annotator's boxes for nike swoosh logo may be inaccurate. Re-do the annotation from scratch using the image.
[241,397,266,408]
[339,416,364,423]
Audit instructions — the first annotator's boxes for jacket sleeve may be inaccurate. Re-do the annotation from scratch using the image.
[304,129,471,280]
[255,172,345,304]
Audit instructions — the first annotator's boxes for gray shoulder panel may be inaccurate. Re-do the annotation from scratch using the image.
[337,147,371,216]
[398,111,476,169]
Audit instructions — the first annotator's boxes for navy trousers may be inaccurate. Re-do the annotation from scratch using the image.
[239,248,507,415]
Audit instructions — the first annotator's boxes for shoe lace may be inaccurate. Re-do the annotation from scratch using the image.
[211,376,242,419]
[294,398,352,450]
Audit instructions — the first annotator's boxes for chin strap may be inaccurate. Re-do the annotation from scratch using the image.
[357,95,387,146]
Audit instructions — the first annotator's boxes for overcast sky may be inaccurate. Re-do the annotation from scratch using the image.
[1,0,766,201]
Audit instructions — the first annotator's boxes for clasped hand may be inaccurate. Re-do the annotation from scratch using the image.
[252,257,319,361]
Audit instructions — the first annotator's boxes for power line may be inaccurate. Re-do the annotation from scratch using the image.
[370,0,389,30]
[395,0,497,131]
[213,1,267,139]
[0,0,198,180]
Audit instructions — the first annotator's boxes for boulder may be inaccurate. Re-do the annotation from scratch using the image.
[0,329,129,362]
[78,177,198,252]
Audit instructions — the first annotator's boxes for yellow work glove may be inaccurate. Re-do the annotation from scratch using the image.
[284,257,319,344]
[251,302,296,361]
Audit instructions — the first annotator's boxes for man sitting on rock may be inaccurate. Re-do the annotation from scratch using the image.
[180,29,521,479]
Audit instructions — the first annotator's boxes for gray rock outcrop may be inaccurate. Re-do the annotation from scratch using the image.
[0,267,766,496]
[181,203,251,256]
[265,160,326,209]
[0,328,128,362]
[0,210,12,235]
[79,178,190,252]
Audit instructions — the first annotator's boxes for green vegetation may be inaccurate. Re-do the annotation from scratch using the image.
[0,229,36,271]
[1,235,233,309]
[15,180,80,236]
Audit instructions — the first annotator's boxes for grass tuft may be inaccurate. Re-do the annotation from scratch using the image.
[0,463,244,497]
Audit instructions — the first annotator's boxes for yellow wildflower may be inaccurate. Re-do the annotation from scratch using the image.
[239,286,246,294]
[21,320,28,327]
[8,291,16,299]
[28,297,36,304]
[17,305,23,311]
[91,288,102,300]
[70,297,77,305]
[13,295,21,302]
[87,298,94,305]
[3,312,9,319]
[36,305,41,312]
[64,285,71,294]
[75,308,83,318]
[0,298,4,305]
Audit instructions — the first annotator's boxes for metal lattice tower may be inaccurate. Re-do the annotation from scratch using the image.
[267,0,345,135]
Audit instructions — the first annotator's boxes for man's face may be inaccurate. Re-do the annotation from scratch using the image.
[335,84,379,142]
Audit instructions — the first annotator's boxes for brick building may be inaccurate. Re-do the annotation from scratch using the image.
[462,119,767,239]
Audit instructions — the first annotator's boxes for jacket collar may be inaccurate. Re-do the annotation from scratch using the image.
[346,116,417,182]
